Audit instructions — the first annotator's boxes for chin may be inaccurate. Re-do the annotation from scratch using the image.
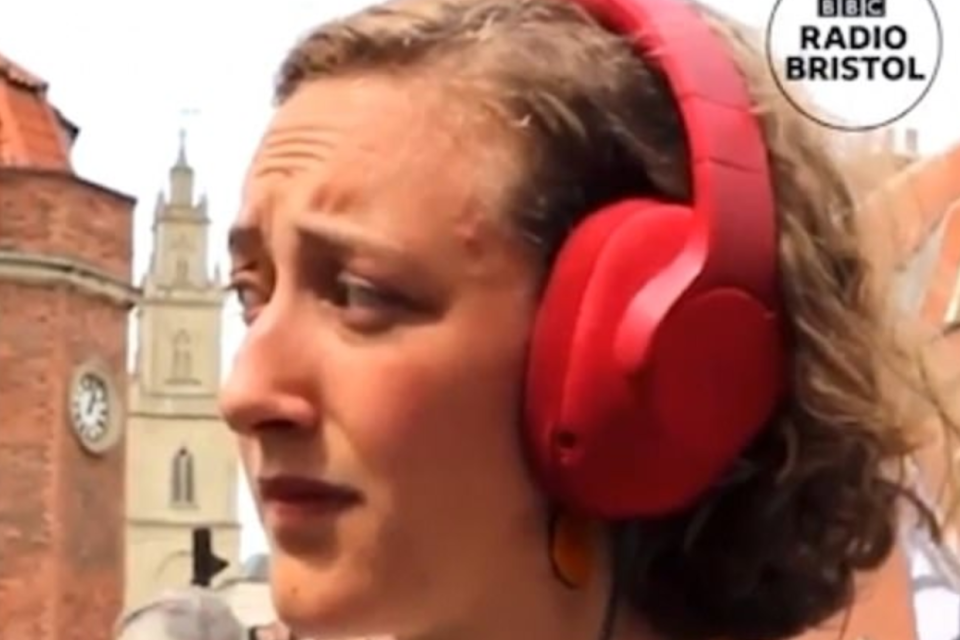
[269,552,380,639]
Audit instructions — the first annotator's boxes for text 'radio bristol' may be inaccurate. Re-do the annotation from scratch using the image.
[785,0,926,82]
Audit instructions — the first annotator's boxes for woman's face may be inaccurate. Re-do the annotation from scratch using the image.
[219,75,546,637]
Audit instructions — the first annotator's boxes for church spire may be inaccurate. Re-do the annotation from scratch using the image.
[169,128,194,206]
[175,127,188,168]
[144,126,213,291]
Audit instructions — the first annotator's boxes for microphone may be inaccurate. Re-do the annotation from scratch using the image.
[114,588,246,640]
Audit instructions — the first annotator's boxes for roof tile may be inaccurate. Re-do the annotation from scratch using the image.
[0,50,72,171]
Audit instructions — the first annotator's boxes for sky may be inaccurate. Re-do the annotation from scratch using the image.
[2,0,958,637]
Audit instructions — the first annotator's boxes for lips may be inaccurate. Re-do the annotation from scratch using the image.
[257,475,362,546]
[258,475,361,507]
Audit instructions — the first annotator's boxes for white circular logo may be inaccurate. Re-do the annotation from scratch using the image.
[766,0,942,131]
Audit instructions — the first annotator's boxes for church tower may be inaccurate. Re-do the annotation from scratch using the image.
[124,134,240,610]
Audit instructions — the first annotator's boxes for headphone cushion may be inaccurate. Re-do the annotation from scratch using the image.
[525,200,690,515]
[525,200,785,517]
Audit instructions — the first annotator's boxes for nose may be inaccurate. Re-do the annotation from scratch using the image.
[219,300,319,435]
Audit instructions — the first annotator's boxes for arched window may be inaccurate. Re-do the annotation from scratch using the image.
[170,330,192,381]
[171,447,195,506]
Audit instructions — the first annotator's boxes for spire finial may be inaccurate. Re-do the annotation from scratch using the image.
[176,107,199,168]
[177,127,188,166]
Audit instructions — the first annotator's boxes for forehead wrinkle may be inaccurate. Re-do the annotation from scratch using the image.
[270,74,497,212]
[245,131,347,224]
[246,74,522,274]
[250,127,340,180]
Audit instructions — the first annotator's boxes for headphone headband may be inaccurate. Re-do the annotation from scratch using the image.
[576,0,779,306]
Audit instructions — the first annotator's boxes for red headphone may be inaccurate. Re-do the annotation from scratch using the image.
[525,0,787,518]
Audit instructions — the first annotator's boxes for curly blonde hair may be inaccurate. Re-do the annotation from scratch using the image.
[273,1,956,638]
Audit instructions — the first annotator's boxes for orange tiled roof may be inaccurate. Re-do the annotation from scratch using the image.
[0,50,73,171]
[0,52,47,91]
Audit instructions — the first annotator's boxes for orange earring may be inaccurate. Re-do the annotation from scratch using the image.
[548,510,599,589]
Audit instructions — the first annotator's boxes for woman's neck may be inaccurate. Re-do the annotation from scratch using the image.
[401,540,655,640]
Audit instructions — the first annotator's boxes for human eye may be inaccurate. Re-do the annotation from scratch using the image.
[225,278,269,325]
[331,273,408,332]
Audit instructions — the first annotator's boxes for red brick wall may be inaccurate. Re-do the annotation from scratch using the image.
[0,169,134,640]
[0,169,133,273]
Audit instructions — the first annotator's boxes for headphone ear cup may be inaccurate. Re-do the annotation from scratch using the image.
[619,287,785,505]
[525,200,693,517]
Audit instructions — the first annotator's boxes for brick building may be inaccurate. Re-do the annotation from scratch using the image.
[0,53,137,640]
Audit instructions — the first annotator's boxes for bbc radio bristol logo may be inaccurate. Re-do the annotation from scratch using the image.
[766,0,942,131]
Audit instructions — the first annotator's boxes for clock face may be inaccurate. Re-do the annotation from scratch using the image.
[71,372,111,446]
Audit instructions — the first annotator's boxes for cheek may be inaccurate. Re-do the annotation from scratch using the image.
[325,317,532,486]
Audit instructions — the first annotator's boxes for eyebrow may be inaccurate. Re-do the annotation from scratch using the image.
[227,225,264,267]
[291,213,410,265]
